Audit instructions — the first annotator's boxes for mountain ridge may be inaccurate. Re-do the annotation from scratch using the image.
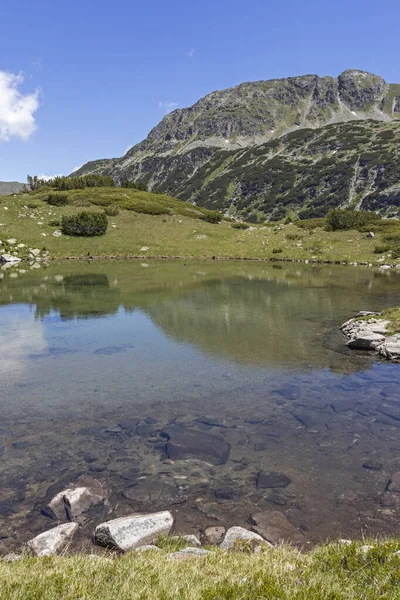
[73,69,400,220]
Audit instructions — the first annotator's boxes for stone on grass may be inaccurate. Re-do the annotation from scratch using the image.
[95,511,174,552]
[220,526,271,550]
[27,522,79,557]
[168,547,210,560]
[0,254,21,263]
[204,526,226,544]
[3,553,23,563]
[135,545,161,553]
[171,534,201,547]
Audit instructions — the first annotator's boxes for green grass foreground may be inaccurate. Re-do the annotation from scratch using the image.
[0,188,399,264]
[1,540,400,599]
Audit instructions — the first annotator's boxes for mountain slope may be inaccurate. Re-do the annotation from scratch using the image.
[0,181,24,195]
[74,70,400,220]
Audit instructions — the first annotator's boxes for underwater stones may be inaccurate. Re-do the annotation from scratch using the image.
[251,511,306,546]
[256,471,292,489]
[204,526,226,544]
[94,511,174,551]
[214,487,237,500]
[362,460,382,471]
[220,526,270,550]
[47,477,107,523]
[273,385,301,401]
[161,425,231,465]
[387,472,400,492]
[27,523,79,557]
[122,478,188,509]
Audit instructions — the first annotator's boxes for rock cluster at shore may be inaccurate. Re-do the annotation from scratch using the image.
[4,480,309,559]
[341,312,400,361]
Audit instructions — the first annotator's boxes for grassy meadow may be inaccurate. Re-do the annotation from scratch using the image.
[0,187,399,264]
[1,538,400,599]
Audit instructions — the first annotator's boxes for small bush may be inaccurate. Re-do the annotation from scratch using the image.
[46,192,70,206]
[296,218,326,230]
[285,232,303,241]
[325,209,380,232]
[231,222,249,230]
[374,245,391,254]
[392,246,400,259]
[103,205,120,216]
[48,219,60,227]
[120,200,170,215]
[27,201,40,209]
[200,210,222,224]
[61,211,108,237]
[272,247,283,254]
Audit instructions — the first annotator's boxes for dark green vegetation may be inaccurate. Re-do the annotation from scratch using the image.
[61,211,108,237]
[1,539,400,599]
[325,209,381,231]
[74,70,400,221]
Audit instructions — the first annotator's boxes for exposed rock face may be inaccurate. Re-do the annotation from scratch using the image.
[220,526,271,550]
[161,425,231,465]
[94,511,174,551]
[341,315,400,361]
[27,523,79,557]
[0,181,24,196]
[75,70,400,220]
[251,511,307,546]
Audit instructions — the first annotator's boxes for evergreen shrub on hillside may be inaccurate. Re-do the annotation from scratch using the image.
[325,209,381,231]
[231,222,249,229]
[46,192,70,206]
[200,210,222,223]
[61,211,108,237]
[104,205,120,216]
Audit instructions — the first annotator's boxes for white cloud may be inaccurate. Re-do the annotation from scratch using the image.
[188,48,195,58]
[71,164,84,173]
[0,71,40,142]
[38,173,63,181]
[159,101,179,115]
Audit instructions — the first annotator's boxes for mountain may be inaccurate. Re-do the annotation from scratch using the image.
[0,181,24,196]
[74,70,400,220]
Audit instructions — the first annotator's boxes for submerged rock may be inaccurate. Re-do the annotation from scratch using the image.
[220,526,270,550]
[122,478,188,509]
[27,523,79,557]
[161,425,231,465]
[256,471,292,489]
[47,477,107,523]
[95,511,174,551]
[251,511,307,546]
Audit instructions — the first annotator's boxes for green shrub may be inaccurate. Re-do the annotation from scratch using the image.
[46,192,70,206]
[200,210,222,224]
[27,201,40,209]
[392,246,400,259]
[61,211,108,237]
[103,205,120,216]
[231,222,249,230]
[285,232,303,241]
[91,197,112,207]
[48,219,60,227]
[325,209,380,231]
[296,218,326,230]
[120,200,170,215]
[272,247,283,254]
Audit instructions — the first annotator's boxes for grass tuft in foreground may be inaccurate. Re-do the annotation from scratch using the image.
[1,539,400,599]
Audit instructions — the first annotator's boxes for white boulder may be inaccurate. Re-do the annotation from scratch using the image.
[27,523,79,557]
[0,254,21,263]
[220,526,269,550]
[95,511,174,551]
[48,478,106,523]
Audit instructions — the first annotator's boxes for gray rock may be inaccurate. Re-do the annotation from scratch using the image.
[161,425,231,465]
[95,511,174,551]
[204,526,226,544]
[362,460,382,471]
[0,254,21,263]
[347,332,385,350]
[122,478,187,509]
[48,477,107,523]
[168,547,210,559]
[2,553,23,563]
[378,335,400,361]
[366,232,375,238]
[171,534,201,547]
[135,544,161,552]
[251,511,306,546]
[257,471,292,489]
[220,526,270,550]
[27,522,79,557]
[388,472,400,492]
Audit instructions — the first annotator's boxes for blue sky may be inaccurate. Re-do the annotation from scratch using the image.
[1,0,399,182]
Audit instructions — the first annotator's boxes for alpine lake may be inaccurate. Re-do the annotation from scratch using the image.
[0,260,399,552]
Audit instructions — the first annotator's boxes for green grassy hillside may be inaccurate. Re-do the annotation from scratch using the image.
[0,188,399,264]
